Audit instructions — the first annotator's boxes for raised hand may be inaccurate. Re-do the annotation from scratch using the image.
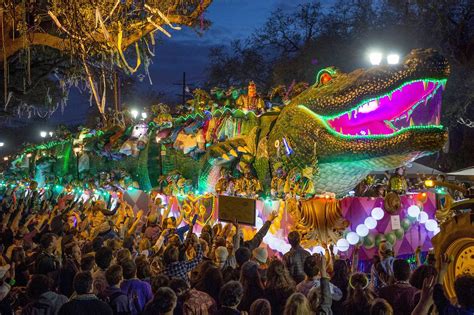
[438,253,452,284]
[268,211,278,222]
[420,275,436,304]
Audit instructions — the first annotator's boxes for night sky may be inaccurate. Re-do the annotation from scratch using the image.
[50,0,321,125]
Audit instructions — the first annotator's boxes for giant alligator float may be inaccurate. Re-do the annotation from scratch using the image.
[7,49,449,197]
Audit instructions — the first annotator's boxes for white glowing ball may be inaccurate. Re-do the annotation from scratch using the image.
[356,224,369,237]
[346,232,360,245]
[336,239,350,252]
[314,246,326,255]
[364,217,377,229]
[425,219,438,232]
[418,211,429,224]
[433,226,441,236]
[371,207,385,220]
[408,205,421,218]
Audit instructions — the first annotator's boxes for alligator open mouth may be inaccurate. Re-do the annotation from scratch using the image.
[324,79,446,136]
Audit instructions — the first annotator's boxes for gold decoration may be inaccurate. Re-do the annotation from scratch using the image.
[296,198,346,245]
[384,192,401,214]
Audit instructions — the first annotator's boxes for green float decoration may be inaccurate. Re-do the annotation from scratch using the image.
[394,228,405,240]
[363,234,376,249]
[385,231,396,245]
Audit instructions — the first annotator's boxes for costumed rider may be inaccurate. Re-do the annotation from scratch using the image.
[270,165,286,199]
[236,81,265,113]
[388,167,408,195]
[214,168,234,195]
[284,167,315,199]
[234,166,262,198]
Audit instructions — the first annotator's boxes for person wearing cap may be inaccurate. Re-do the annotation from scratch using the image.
[215,246,230,270]
[371,241,395,292]
[283,231,311,284]
[252,247,268,282]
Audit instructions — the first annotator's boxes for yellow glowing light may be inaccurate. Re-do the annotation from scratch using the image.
[425,180,435,187]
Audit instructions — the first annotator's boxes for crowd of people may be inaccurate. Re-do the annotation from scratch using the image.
[0,190,472,315]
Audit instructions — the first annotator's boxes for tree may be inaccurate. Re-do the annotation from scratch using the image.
[206,40,271,89]
[252,2,323,56]
[0,0,212,121]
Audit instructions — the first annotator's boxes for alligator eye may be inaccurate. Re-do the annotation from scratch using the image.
[320,72,332,85]
[315,67,337,87]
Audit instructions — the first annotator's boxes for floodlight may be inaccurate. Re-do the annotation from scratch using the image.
[387,54,400,65]
[369,52,383,65]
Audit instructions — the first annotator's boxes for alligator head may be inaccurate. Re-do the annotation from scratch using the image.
[268,49,449,196]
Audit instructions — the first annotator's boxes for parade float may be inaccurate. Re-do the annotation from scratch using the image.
[2,48,471,268]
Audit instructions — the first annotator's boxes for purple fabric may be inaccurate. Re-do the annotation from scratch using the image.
[120,278,152,314]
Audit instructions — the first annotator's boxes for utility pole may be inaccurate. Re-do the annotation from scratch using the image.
[173,72,198,106]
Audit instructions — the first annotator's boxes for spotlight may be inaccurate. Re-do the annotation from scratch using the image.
[387,54,400,65]
[141,112,147,119]
[3,157,8,161]
[48,131,54,137]
[131,109,139,119]
[0,142,3,147]
[40,131,47,138]
[369,51,383,65]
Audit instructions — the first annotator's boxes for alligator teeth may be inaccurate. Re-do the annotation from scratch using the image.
[339,128,343,133]
[347,111,352,120]
[368,129,371,135]
[424,98,429,107]
[441,81,446,90]
[406,114,410,122]
[387,93,392,101]
[410,117,415,126]
[435,115,440,125]
[423,81,428,91]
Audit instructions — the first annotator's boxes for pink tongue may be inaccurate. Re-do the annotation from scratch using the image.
[338,121,393,136]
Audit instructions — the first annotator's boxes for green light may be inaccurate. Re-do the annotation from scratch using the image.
[298,105,444,139]
[317,78,447,121]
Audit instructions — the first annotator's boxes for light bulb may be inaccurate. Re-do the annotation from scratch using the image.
[356,224,369,237]
[364,217,377,229]
[336,239,350,252]
[346,232,360,245]
[371,207,385,220]
[408,205,421,218]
